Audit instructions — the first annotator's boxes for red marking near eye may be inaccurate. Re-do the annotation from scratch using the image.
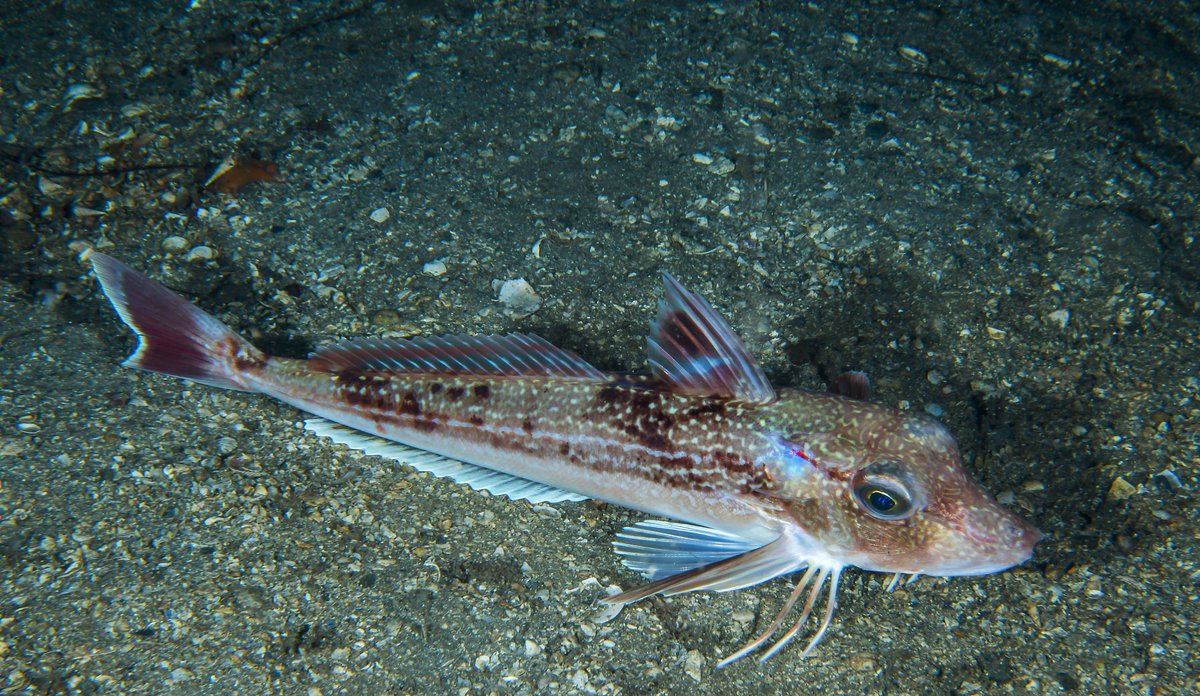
[790,447,815,464]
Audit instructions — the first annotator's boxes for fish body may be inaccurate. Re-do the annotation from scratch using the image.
[87,251,1041,664]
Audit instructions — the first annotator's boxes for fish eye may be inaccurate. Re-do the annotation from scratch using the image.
[853,462,918,520]
[855,483,910,519]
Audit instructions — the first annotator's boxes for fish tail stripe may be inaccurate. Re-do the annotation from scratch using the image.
[87,251,261,391]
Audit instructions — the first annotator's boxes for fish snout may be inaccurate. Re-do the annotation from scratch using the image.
[1006,515,1044,549]
[972,506,1043,568]
[932,503,1043,576]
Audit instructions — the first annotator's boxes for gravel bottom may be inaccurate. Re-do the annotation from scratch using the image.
[1,1,1198,694]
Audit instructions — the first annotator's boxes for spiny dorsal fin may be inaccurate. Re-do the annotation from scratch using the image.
[829,370,871,401]
[646,273,775,404]
[309,333,606,381]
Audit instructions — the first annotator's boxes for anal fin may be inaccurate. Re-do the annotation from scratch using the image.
[304,418,588,504]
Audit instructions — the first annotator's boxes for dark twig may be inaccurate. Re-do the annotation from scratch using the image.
[0,143,200,178]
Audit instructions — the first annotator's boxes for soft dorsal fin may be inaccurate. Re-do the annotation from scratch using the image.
[829,370,871,401]
[646,273,775,403]
[309,333,606,381]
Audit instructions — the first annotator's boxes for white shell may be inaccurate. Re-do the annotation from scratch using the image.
[497,278,542,317]
[897,45,928,65]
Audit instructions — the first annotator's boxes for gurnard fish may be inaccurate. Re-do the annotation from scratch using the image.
[87,251,1042,665]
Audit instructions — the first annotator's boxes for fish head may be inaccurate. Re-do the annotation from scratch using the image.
[762,400,1042,577]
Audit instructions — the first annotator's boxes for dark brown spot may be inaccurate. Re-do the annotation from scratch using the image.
[446,386,465,400]
[429,383,444,394]
[596,385,621,403]
[559,442,571,456]
[521,419,535,434]
[334,371,396,411]
[472,384,490,399]
[399,391,421,417]
[638,431,670,450]
[468,415,485,426]
[686,401,726,417]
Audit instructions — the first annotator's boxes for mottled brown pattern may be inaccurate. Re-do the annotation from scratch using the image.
[227,338,268,372]
[595,382,678,455]
[272,362,1037,580]
[333,371,397,412]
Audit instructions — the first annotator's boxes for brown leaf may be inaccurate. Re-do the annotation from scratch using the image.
[206,157,281,194]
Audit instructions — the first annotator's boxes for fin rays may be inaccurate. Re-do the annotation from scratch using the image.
[717,565,842,668]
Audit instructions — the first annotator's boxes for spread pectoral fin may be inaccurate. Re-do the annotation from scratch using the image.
[613,520,765,581]
[604,535,803,604]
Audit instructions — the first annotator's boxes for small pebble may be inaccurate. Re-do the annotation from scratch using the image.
[369,207,390,223]
[572,670,590,690]
[371,309,403,328]
[1043,53,1073,70]
[161,236,188,253]
[64,83,100,106]
[707,156,736,176]
[38,176,66,196]
[1107,476,1136,501]
[897,46,928,65]
[185,245,216,262]
[422,259,447,276]
[684,649,705,682]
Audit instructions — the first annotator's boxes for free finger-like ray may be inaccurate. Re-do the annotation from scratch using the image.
[716,565,843,667]
[717,566,820,668]
[762,567,841,662]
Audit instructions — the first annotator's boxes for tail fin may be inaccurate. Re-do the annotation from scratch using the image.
[87,251,265,391]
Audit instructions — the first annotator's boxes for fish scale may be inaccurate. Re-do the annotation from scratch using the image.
[86,250,1042,666]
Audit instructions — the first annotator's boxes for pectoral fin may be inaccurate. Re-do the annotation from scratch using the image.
[613,520,764,581]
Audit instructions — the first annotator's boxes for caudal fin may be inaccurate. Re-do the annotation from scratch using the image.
[87,251,264,391]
